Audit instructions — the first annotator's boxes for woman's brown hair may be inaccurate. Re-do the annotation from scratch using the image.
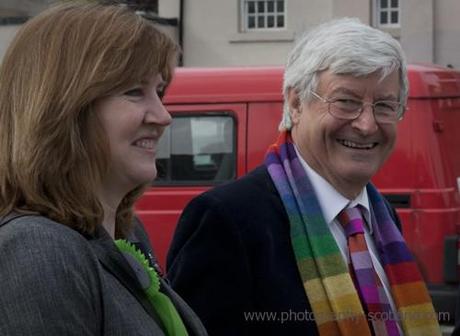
[0,2,178,235]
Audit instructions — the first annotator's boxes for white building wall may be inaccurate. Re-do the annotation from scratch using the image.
[2,1,459,69]
[175,0,342,66]
[400,0,434,64]
[162,0,446,67]
[0,25,20,60]
[0,0,53,16]
[433,0,460,68]
[332,0,370,25]
[158,0,180,18]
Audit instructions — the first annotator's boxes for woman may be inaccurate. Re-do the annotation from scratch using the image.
[0,2,206,335]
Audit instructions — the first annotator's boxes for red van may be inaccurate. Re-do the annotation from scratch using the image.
[135,64,460,321]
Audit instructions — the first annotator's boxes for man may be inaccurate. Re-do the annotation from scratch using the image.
[167,18,440,335]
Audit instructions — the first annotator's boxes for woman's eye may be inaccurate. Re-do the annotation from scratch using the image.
[124,88,143,97]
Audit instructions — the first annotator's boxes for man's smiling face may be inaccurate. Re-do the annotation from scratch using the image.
[288,69,400,198]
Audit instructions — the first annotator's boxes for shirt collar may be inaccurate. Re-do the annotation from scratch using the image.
[293,145,372,232]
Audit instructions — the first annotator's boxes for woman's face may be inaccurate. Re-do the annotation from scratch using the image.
[95,73,171,197]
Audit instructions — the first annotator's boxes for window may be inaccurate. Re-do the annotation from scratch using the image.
[155,115,236,185]
[241,0,285,31]
[376,0,400,27]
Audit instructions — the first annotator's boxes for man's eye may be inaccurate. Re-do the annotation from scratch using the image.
[334,98,361,110]
[375,101,399,113]
[124,88,143,97]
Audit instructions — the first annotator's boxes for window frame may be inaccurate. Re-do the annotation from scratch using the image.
[240,0,286,32]
[375,0,400,28]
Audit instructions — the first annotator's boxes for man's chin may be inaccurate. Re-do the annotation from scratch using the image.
[345,171,375,187]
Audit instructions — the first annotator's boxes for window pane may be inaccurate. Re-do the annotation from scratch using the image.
[248,15,255,28]
[277,0,284,12]
[248,1,255,14]
[156,126,171,180]
[243,0,285,30]
[257,15,265,28]
[267,1,274,12]
[380,0,388,9]
[391,11,399,23]
[267,15,274,27]
[257,1,265,13]
[156,115,236,183]
[380,11,388,24]
[391,0,398,8]
[277,15,284,27]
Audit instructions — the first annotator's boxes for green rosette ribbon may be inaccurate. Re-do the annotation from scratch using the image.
[115,239,188,336]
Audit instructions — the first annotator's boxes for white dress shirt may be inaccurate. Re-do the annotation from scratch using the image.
[294,145,401,328]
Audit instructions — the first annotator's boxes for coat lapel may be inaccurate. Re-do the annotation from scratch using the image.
[87,227,165,330]
[158,277,208,336]
[129,219,208,336]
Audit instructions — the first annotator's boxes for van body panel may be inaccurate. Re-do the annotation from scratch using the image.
[136,188,207,270]
[404,209,458,283]
[247,102,283,169]
[163,67,283,105]
[373,70,460,285]
[408,63,460,98]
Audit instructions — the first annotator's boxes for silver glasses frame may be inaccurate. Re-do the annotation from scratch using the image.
[309,90,405,124]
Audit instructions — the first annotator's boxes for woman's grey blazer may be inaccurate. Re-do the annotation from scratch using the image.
[0,213,207,336]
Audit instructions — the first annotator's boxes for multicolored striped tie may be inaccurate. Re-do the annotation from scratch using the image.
[338,206,401,336]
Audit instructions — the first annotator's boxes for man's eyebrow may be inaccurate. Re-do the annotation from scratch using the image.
[328,88,399,101]
[328,87,361,98]
[375,94,399,101]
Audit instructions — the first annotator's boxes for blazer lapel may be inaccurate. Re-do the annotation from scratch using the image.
[128,220,208,336]
[158,277,208,336]
[87,228,165,329]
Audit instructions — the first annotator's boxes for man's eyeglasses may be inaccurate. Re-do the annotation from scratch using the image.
[310,90,404,124]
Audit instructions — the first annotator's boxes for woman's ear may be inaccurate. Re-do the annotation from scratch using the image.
[287,88,302,125]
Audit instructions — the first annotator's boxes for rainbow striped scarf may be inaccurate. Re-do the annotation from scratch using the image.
[264,131,440,335]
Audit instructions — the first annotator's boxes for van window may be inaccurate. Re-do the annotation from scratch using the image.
[155,114,236,185]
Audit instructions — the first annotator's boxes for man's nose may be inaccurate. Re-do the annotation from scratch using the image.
[351,103,379,135]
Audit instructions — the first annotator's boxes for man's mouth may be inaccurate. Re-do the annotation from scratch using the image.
[337,139,377,150]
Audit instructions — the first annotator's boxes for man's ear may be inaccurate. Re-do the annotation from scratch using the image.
[287,88,302,125]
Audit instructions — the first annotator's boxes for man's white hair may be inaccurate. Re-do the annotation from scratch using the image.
[280,17,408,130]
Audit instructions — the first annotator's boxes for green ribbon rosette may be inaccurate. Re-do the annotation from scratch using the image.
[115,239,188,336]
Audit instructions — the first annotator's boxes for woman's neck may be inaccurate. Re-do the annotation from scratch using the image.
[97,181,129,239]
[100,199,117,238]
[98,186,123,239]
